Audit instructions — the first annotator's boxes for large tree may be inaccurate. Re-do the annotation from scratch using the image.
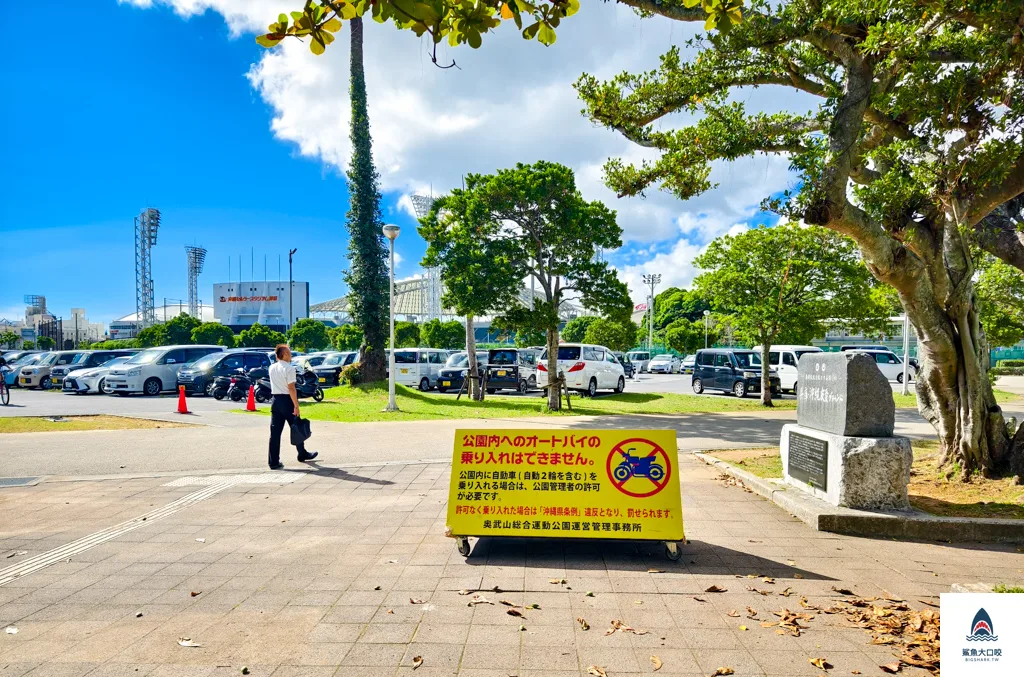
[561,315,600,343]
[329,324,364,351]
[976,256,1024,350]
[287,318,331,352]
[694,224,891,405]
[421,319,467,350]
[575,1,1024,477]
[163,314,202,345]
[192,322,236,347]
[584,318,639,352]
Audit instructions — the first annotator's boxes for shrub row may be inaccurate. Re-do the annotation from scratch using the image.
[995,359,1024,368]
[991,367,1024,376]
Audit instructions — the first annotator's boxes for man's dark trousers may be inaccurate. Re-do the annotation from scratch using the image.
[268,394,308,467]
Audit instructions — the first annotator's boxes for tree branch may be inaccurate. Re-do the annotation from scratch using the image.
[973,194,1024,271]
[964,155,1024,230]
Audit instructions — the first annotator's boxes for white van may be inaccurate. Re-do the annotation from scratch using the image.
[853,349,916,383]
[106,345,225,396]
[626,350,652,373]
[753,345,823,393]
[536,343,626,397]
[389,348,450,391]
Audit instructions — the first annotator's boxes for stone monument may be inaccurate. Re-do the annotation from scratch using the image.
[780,352,913,510]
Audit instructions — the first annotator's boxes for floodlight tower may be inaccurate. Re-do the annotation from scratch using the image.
[410,193,443,321]
[185,245,207,318]
[135,208,161,328]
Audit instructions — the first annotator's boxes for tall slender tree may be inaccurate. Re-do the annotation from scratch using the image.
[343,16,389,382]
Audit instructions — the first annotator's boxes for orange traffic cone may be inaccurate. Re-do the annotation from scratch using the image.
[176,385,190,414]
[246,385,257,412]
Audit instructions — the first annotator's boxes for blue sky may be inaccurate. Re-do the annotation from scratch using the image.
[0,1,796,326]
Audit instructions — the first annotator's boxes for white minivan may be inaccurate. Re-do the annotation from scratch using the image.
[536,343,626,397]
[106,345,225,396]
[752,345,823,394]
[389,348,451,391]
[854,349,917,383]
[626,350,652,373]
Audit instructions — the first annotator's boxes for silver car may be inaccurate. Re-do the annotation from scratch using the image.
[648,354,680,374]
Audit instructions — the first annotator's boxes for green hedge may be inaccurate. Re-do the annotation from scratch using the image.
[991,367,1024,376]
[996,359,1024,368]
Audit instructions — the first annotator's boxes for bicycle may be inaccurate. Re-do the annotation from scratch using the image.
[0,366,9,406]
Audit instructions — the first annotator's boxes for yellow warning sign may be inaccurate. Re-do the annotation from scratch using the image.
[446,429,683,541]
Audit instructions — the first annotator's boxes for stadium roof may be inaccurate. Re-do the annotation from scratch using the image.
[113,304,216,324]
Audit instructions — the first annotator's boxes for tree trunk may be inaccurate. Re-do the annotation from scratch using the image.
[546,326,561,412]
[760,342,773,407]
[465,314,483,401]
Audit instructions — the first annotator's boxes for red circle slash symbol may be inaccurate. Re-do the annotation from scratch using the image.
[606,438,672,498]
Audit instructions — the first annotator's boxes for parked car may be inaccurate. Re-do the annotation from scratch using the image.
[751,345,822,394]
[1,350,39,364]
[52,349,139,389]
[19,351,80,389]
[295,353,332,370]
[176,350,272,396]
[692,349,781,398]
[680,354,696,374]
[4,352,43,387]
[648,354,681,374]
[312,351,358,386]
[437,351,489,393]
[626,350,652,373]
[536,343,626,397]
[612,352,636,379]
[62,356,134,394]
[389,348,451,391]
[840,344,889,352]
[106,345,225,396]
[485,348,536,394]
[37,349,92,389]
[853,349,917,383]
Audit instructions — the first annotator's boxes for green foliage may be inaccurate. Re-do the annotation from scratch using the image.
[238,322,287,348]
[389,321,420,348]
[561,316,600,343]
[664,318,716,355]
[0,331,19,349]
[421,319,466,350]
[338,362,362,386]
[287,319,331,352]
[993,584,1024,593]
[583,318,638,352]
[991,367,1024,376]
[329,324,363,351]
[997,360,1024,368]
[654,288,711,329]
[257,0,591,56]
[89,339,139,350]
[344,17,389,382]
[512,327,545,348]
[191,322,236,347]
[162,314,202,345]
[21,340,35,349]
[36,336,55,350]
[135,325,168,348]
[977,257,1024,349]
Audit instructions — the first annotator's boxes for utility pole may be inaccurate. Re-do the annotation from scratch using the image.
[642,273,661,351]
[901,313,911,395]
[288,249,297,331]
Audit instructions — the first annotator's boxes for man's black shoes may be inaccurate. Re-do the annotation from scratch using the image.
[269,463,285,470]
[298,451,318,462]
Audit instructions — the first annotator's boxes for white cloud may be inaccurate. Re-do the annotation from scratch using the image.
[128,1,804,285]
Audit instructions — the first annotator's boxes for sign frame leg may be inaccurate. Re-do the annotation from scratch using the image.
[665,541,681,561]
[456,536,471,557]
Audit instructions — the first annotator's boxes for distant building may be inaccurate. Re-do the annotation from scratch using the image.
[110,303,215,340]
[212,281,309,333]
[815,315,919,354]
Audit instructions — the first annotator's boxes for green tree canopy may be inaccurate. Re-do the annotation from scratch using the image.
[161,314,202,345]
[0,331,19,349]
[694,224,889,405]
[561,315,600,343]
[21,340,35,350]
[287,319,331,352]
[36,336,55,350]
[329,324,364,351]
[977,257,1024,349]
[665,318,718,355]
[421,319,466,350]
[191,323,236,347]
[135,325,168,349]
[389,321,421,348]
[238,323,287,348]
[654,288,710,329]
[584,318,638,352]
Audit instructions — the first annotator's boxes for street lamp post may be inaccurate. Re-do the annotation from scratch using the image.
[703,309,711,348]
[642,273,661,351]
[383,225,401,412]
[288,248,297,331]
[901,313,911,396]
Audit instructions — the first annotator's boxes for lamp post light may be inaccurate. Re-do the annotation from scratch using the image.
[901,313,911,396]
[288,248,297,331]
[703,309,711,348]
[642,273,661,351]
[382,224,401,412]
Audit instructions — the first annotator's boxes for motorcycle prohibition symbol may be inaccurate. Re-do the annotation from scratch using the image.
[612,448,666,482]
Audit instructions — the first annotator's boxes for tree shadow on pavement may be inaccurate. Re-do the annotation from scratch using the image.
[556,413,787,447]
[279,462,394,485]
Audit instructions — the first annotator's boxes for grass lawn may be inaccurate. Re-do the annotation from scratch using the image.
[0,415,189,434]
[708,442,1024,520]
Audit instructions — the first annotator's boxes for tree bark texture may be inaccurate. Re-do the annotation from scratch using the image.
[465,314,483,401]
[345,16,389,384]
[546,327,561,412]
[760,343,773,408]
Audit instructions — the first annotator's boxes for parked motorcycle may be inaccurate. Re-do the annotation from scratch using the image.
[254,375,271,403]
[227,370,254,402]
[296,367,325,402]
[210,374,232,400]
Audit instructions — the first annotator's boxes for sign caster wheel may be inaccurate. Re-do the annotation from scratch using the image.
[664,541,681,561]
[456,537,472,558]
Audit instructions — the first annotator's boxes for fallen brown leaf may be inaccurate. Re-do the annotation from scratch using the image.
[831,586,854,595]
[726,610,740,617]
[499,600,519,607]
[794,573,804,579]
[387,609,394,614]
[577,617,590,631]
[648,568,665,573]
[851,672,861,675]
[409,598,426,605]
[549,578,567,585]
[704,585,727,593]
[880,662,901,673]
[506,609,524,618]
[810,657,832,670]
[412,655,423,670]
[190,591,201,597]
[177,637,201,647]
[779,587,793,597]
[761,577,775,584]
[373,586,381,591]
[467,595,494,606]
[457,589,473,595]
[917,599,939,608]
[712,668,734,676]
[745,606,758,618]
[586,666,607,677]
[747,586,770,596]
[650,655,663,671]
[692,596,708,603]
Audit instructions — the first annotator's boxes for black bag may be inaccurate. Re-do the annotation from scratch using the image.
[290,417,312,446]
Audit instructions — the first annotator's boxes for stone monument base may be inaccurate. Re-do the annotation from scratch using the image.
[780,424,913,511]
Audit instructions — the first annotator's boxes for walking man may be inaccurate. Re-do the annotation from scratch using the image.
[268,343,318,470]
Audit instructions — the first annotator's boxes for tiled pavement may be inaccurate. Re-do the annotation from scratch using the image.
[1,455,1021,676]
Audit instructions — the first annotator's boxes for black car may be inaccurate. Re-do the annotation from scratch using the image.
[51,350,138,389]
[176,350,271,396]
[612,352,636,378]
[438,351,489,393]
[312,351,358,386]
[485,348,531,394]
[691,349,780,398]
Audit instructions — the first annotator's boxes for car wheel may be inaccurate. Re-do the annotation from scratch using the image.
[143,377,162,397]
[528,375,536,388]
[204,381,216,397]
[313,387,325,402]
[792,382,798,397]
[486,388,496,395]
[518,379,528,394]
[692,377,704,394]
[419,377,430,392]
[39,378,49,390]
[587,378,597,398]
[614,376,624,394]
[438,387,448,393]
[97,378,106,394]
[733,380,747,398]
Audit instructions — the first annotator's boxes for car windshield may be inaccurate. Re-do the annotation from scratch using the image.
[70,353,90,364]
[489,350,517,365]
[394,351,417,364]
[189,353,223,370]
[125,349,162,365]
[794,350,820,361]
[556,347,581,360]
[733,352,760,368]
[13,354,42,366]
[101,356,130,368]
[446,353,468,367]
[322,354,345,366]
[651,355,671,362]
[38,353,58,366]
